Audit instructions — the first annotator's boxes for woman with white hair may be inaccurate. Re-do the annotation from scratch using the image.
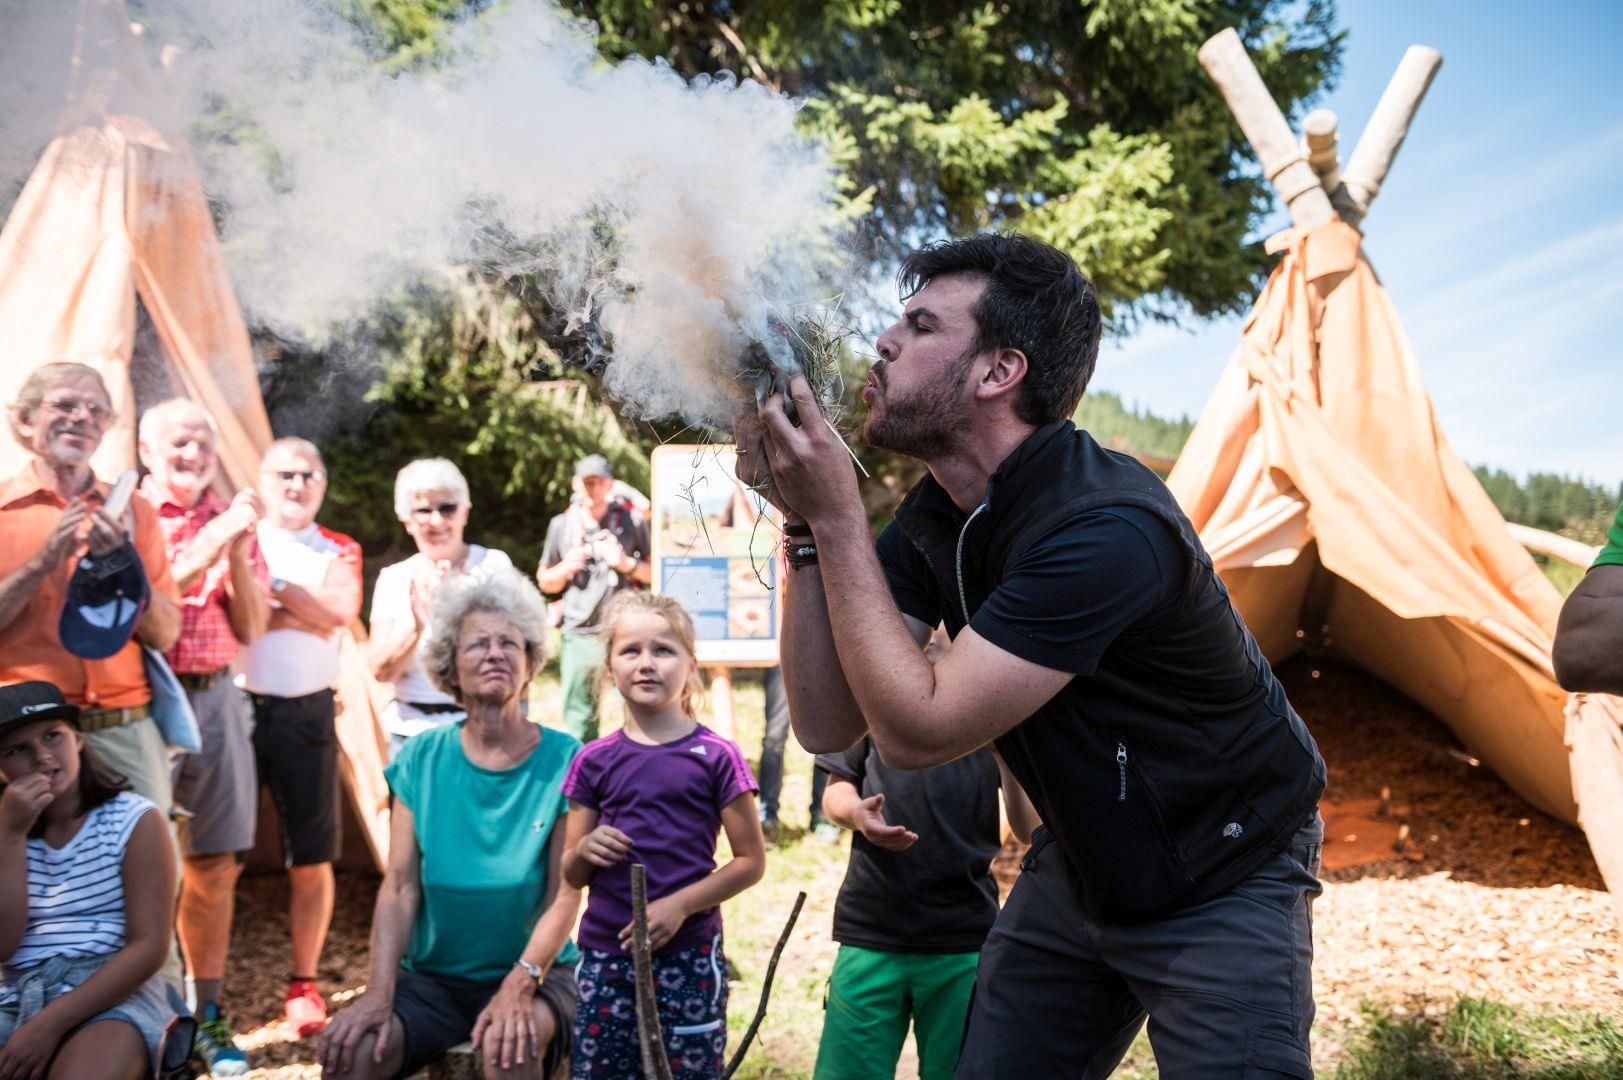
[321,569,580,1080]
[368,458,515,758]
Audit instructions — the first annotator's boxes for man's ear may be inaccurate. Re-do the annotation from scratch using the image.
[975,347,1028,403]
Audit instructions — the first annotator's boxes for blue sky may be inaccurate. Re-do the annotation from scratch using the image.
[1100,0,1623,487]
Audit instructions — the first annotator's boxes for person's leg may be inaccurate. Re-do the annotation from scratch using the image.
[954,828,1147,1079]
[178,852,242,991]
[812,945,912,1080]
[1109,815,1323,1079]
[557,632,604,742]
[905,951,981,1080]
[288,863,336,981]
[656,935,729,1080]
[46,1019,148,1080]
[478,998,555,1080]
[572,947,641,1078]
[757,667,790,826]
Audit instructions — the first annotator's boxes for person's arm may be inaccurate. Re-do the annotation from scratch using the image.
[223,534,270,646]
[0,776,54,960]
[619,793,766,952]
[535,518,588,596]
[561,802,633,889]
[14,810,175,1040]
[0,504,86,635]
[470,823,582,1071]
[366,567,424,683]
[747,377,1073,769]
[1553,564,1623,694]
[996,753,1040,844]
[821,777,919,852]
[126,503,181,652]
[319,799,421,1075]
[276,541,364,634]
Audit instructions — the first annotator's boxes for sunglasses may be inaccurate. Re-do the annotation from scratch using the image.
[270,469,325,484]
[410,502,462,520]
[40,397,112,423]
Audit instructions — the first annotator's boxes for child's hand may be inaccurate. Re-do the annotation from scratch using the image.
[619,895,689,953]
[577,824,634,868]
[0,774,53,837]
[854,793,918,851]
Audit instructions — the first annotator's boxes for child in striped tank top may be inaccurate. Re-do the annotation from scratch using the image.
[0,682,182,1079]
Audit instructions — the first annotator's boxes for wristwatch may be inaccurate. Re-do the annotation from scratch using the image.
[514,957,544,985]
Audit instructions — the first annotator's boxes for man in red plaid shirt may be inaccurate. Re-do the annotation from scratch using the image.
[138,398,268,1077]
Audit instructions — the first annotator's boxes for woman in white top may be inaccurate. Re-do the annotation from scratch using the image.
[368,458,516,759]
[0,681,180,1080]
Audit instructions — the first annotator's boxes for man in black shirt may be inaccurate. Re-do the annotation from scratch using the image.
[736,234,1326,1077]
[813,729,1036,1080]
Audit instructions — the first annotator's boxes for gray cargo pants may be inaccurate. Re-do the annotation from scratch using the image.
[956,813,1323,1078]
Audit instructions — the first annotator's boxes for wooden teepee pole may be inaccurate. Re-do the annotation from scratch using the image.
[630,865,674,1080]
[1198,28,1335,230]
[1338,45,1443,227]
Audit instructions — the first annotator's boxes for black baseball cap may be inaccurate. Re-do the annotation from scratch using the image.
[58,539,149,660]
[0,681,81,739]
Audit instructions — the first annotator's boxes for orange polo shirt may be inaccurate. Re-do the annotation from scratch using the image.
[0,466,180,708]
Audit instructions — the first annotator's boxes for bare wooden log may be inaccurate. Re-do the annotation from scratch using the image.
[722,891,807,1080]
[1302,109,1341,186]
[1198,28,1334,230]
[630,865,674,1080]
[1506,522,1600,569]
[1340,45,1443,226]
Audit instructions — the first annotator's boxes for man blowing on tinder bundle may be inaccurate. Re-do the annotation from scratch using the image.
[735,234,1327,1078]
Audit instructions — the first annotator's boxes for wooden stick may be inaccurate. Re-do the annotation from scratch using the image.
[1340,45,1443,227]
[630,865,674,1080]
[722,891,807,1080]
[1198,28,1334,230]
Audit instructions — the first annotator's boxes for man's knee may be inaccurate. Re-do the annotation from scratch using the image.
[184,851,242,893]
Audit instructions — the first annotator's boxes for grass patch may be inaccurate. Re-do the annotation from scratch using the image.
[1334,999,1623,1080]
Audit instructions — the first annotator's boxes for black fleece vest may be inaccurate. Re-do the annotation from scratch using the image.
[893,421,1325,921]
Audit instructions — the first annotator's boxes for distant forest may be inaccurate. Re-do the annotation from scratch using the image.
[1078,392,1618,543]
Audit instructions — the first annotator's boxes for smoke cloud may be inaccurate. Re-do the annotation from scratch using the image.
[0,0,847,428]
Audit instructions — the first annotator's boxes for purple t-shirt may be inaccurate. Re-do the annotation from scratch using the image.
[563,724,759,954]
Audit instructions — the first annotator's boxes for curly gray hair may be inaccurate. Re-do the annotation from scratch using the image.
[420,568,550,701]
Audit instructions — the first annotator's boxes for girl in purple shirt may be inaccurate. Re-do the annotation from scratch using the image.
[560,592,766,1079]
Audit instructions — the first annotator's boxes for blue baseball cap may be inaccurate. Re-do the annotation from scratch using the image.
[58,540,149,660]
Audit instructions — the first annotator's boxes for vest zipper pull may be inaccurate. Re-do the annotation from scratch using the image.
[1116,742,1128,802]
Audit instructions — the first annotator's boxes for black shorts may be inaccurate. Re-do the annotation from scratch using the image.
[250,689,341,867]
[393,964,578,1078]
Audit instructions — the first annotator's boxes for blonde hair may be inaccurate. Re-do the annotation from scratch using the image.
[8,363,114,450]
[597,592,705,718]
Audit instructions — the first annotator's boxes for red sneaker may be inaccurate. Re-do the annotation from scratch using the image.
[284,979,327,1037]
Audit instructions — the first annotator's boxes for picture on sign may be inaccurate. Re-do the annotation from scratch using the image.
[650,444,780,665]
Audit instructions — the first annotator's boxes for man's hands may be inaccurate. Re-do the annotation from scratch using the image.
[733,373,861,528]
[471,969,542,1072]
[852,793,918,851]
[0,775,53,838]
[317,989,396,1075]
[576,823,633,870]
[218,489,262,546]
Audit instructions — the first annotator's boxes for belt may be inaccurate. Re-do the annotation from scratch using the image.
[78,703,153,734]
[175,667,230,692]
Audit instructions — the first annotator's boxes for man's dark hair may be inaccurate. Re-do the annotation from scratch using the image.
[897,234,1102,425]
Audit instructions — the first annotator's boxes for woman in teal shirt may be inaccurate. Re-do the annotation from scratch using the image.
[320,570,582,1079]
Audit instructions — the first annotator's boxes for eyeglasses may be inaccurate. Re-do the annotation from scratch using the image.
[270,469,325,484]
[459,635,525,657]
[410,502,462,521]
[40,397,111,424]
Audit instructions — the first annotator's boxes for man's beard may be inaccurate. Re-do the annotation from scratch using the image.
[861,347,975,459]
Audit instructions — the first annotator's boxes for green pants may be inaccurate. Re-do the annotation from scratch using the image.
[813,944,980,1080]
[556,631,606,742]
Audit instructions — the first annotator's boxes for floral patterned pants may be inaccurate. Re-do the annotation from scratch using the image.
[572,935,729,1079]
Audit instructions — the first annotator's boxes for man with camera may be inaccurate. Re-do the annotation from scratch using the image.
[0,362,181,811]
[536,454,650,741]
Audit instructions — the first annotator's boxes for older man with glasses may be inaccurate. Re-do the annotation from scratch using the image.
[0,362,181,811]
[245,436,364,1039]
[367,458,516,759]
